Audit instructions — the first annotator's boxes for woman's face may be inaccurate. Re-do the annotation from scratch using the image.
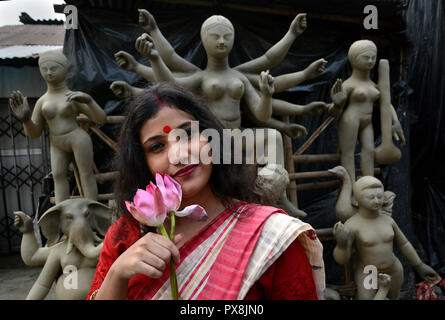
[353,50,377,71]
[39,61,67,84]
[139,106,213,199]
[202,24,234,59]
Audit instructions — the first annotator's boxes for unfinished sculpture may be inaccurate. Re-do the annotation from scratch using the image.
[329,40,406,184]
[14,198,111,299]
[9,50,107,204]
[110,10,330,217]
[332,176,438,299]
[328,165,396,222]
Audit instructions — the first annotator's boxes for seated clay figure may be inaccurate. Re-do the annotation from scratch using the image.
[14,198,111,299]
[332,175,437,300]
[328,165,396,222]
[9,50,107,204]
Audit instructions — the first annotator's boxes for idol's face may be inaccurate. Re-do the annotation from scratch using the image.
[202,24,234,59]
[353,50,377,71]
[357,186,384,211]
[139,106,213,200]
[39,61,67,84]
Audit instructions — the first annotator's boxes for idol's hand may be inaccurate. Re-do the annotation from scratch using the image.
[66,91,92,104]
[138,9,158,33]
[305,59,328,80]
[14,211,34,234]
[9,90,31,122]
[290,13,307,35]
[259,70,275,97]
[135,33,159,60]
[333,221,355,249]
[114,51,138,72]
[110,81,134,99]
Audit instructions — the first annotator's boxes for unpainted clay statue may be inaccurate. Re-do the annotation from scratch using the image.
[328,165,396,222]
[329,40,406,184]
[14,198,111,299]
[332,176,438,299]
[111,10,330,217]
[110,13,328,140]
[9,50,107,204]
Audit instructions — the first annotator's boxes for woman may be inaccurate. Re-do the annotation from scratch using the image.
[9,50,106,203]
[87,83,324,300]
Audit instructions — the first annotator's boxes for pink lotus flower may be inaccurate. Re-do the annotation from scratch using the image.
[156,173,182,212]
[126,173,208,226]
[125,185,167,227]
[176,204,208,221]
[125,173,208,300]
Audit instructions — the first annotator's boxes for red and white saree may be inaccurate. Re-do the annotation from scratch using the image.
[87,201,325,300]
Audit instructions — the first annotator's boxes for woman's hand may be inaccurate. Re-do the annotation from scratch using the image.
[259,70,274,97]
[135,33,158,59]
[138,9,158,33]
[110,232,182,281]
[9,90,31,122]
[114,51,138,72]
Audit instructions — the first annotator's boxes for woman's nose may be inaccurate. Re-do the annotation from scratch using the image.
[168,140,190,165]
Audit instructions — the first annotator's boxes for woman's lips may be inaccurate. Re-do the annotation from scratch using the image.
[173,164,198,178]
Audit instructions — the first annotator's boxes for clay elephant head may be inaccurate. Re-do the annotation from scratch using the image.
[38,198,111,259]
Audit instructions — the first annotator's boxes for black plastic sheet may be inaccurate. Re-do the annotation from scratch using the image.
[406,0,445,276]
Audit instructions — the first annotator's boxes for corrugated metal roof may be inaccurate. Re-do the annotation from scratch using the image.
[0,25,65,48]
[0,45,63,59]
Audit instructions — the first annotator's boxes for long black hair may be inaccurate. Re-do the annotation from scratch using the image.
[114,82,268,217]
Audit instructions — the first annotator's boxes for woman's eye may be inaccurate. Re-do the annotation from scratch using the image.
[148,142,164,152]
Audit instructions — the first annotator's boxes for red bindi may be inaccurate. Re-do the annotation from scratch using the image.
[163,125,171,133]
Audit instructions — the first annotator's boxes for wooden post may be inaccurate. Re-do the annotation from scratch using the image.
[282,116,298,206]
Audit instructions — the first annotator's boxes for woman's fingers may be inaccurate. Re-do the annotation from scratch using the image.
[147,233,181,264]
[136,260,164,279]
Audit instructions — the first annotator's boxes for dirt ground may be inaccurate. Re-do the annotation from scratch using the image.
[0,253,56,300]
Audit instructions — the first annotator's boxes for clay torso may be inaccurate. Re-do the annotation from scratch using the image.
[346,213,396,270]
[40,91,80,136]
[54,240,99,300]
[201,69,245,129]
[342,79,380,124]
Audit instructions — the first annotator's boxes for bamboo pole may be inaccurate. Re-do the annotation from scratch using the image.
[71,161,84,197]
[294,116,335,156]
[293,153,340,163]
[89,126,118,152]
[289,168,381,180]
[282,116,298,206]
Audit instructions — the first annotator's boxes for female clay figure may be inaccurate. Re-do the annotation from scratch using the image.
[332,176,437,300]
[329,40,406,184]
[111,11,328,139]
[9,50,107,204]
